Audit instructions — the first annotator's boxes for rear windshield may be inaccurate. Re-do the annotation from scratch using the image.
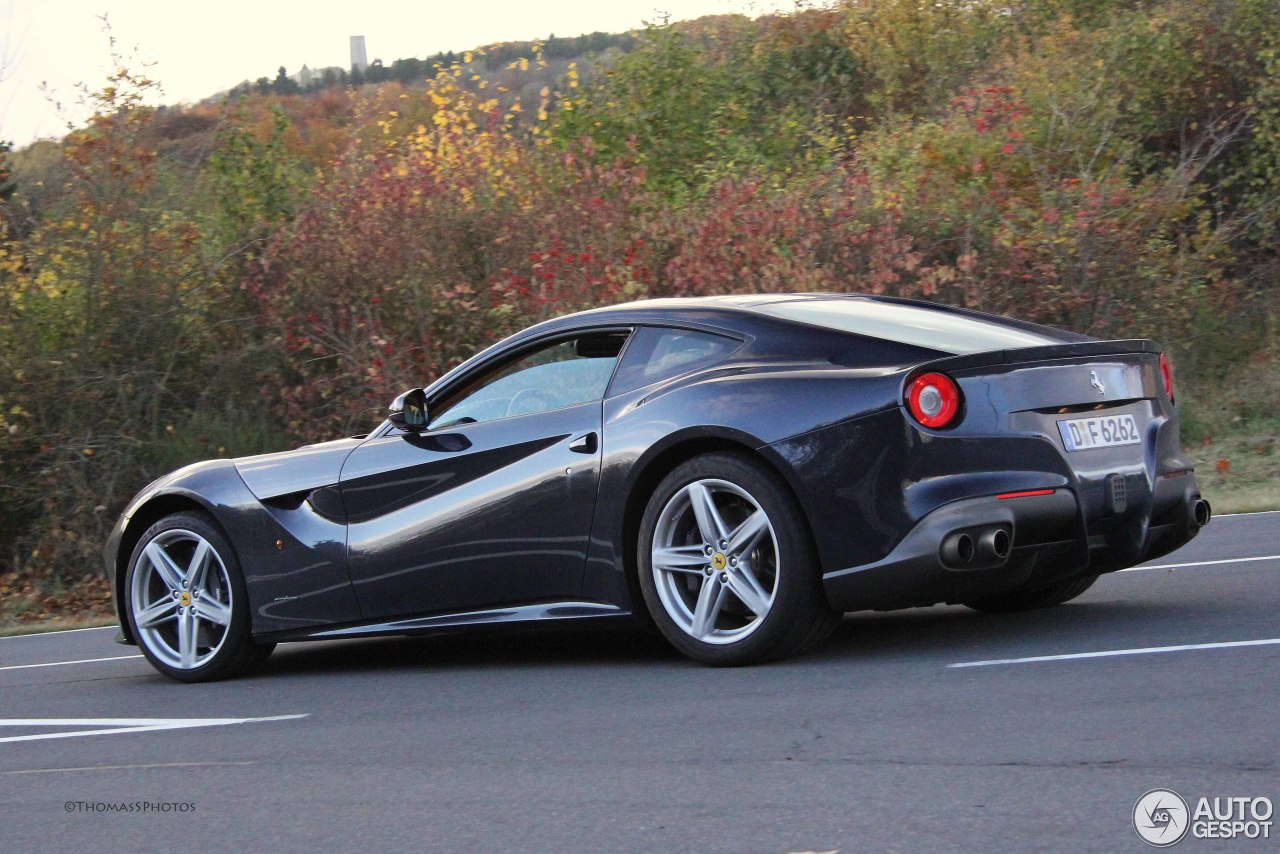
[755,299,1068,355]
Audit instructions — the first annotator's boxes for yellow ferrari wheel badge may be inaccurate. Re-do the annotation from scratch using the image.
[711,552,727,570]
[178,591,192,607]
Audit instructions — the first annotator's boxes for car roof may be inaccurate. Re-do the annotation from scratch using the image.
[561,293,1090,354]
[423,292,1090,407]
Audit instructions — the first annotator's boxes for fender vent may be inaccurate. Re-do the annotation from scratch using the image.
[262,490,309,511]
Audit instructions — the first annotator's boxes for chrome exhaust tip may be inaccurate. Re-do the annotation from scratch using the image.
[978,527,1011,561]
[1191,498,1211,530]
[941,532,975,566]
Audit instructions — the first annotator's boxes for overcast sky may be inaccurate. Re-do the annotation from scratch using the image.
[0,0,797,148]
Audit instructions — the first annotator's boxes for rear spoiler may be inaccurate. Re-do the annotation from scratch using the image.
[917,339,1158,373]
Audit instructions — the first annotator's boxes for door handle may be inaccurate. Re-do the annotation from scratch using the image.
[569,432,598,454]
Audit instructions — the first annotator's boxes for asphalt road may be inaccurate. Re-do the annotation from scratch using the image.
[2,511,1277,853]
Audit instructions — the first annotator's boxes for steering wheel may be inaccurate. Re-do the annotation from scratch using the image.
[505,387,565,417]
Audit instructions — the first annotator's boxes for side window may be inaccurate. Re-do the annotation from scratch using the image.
[429,332,628,428]
[609,327,741,396]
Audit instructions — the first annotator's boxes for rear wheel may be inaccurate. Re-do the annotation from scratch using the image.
[125,512,273,682]
[964,573,1100,613]
[637,453,840,666]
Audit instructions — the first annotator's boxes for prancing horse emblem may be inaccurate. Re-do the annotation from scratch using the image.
[1089,370,1105,395]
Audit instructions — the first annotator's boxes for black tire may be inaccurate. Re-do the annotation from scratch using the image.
[124,511,268,682]
[964,573,1100,613]
[636,452,840,666]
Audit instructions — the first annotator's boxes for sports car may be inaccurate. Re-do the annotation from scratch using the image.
[104,294,1210,681]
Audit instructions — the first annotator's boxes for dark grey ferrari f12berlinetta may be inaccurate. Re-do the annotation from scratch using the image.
[105,294,1210,681]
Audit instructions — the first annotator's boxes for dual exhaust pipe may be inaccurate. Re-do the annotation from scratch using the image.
[939,498,1208,568]
[941,526,1011,568]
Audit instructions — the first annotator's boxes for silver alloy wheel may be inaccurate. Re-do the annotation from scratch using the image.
[129,528,234,670]
[650,478,779,645]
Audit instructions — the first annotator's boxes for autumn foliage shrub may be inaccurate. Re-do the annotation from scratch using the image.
[249,64,658,437]
[0,63,269,593]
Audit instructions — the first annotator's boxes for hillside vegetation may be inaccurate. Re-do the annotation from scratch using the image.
[1,0,1278,620]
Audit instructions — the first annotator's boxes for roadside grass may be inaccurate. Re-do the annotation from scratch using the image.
[1185,430,1280,515]
[0,573,115,636]
[1179,352,1280,515]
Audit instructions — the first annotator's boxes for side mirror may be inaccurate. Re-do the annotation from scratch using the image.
[388,388,428,432]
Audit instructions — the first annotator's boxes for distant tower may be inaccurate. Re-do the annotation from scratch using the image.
[350,36,368,72]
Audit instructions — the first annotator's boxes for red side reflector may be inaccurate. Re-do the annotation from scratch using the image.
[996,488,1056,500]
[1158,353,1174,400]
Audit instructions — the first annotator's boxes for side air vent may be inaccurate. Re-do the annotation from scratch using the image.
[262,490,309,511]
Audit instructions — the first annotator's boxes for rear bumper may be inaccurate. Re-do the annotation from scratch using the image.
[822,472,1207,612]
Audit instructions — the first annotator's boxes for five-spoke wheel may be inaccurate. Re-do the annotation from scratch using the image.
[638,453,840,665]
[125,512,272,682]
[650,478,779,645]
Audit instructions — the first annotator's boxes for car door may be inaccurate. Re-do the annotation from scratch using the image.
[339,331,628,620]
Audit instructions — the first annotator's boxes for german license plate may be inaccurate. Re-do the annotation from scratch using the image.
[1057,413,1141,452]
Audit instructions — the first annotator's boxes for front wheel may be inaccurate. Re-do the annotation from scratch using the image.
[637,453,840,666]
[125,512,272,682]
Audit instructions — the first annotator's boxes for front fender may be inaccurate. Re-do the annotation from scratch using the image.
[105,458,361,641]
[105,459,249,585]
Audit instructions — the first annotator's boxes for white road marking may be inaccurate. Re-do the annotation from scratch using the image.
[948,637,1280,669]
[0,625,115,641]
[1,760,256,776]
[1123,554,1280,572]
[0,714,308,744]
[1214,509,1280,517]
[0,654,143,672]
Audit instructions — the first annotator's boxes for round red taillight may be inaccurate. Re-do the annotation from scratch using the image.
[1159,353,1174,401]
[906,372,961,429]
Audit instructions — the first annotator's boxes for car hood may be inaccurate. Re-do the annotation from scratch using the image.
[233,436,366,501]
